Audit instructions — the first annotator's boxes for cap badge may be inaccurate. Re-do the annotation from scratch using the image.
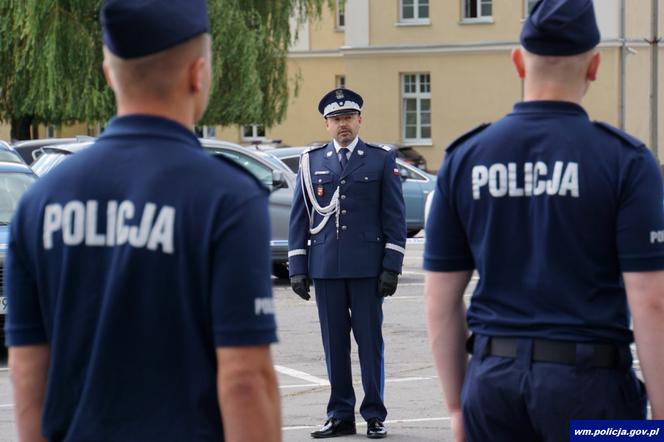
[335,89,344,99]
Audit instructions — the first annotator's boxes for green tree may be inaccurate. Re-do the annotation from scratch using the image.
[0,0,330,140]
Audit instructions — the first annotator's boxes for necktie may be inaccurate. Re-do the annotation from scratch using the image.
[338,147,349,169]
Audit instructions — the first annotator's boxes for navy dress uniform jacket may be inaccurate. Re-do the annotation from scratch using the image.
[288,140,406,279]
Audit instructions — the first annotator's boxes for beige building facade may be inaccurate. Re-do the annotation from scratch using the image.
[1,1,662,173]
[218,0,664,172]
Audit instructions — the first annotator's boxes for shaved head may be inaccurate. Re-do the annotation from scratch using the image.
[104,34,210,102]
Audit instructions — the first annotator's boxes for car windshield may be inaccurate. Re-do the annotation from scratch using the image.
[31,152,70,176]
[0,151,23,164]
[0,173,36,224]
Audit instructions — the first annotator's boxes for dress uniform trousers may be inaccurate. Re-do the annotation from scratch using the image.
[314,278,387,422]
[462,335,647,442]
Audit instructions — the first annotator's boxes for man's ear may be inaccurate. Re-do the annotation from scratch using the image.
[511,48,526,79]
[189,57,206,93]
[102,61,114,90]
[587,52,600,82]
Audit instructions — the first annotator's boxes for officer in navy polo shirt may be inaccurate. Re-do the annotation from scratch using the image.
[4,1,281,441]
[424,0,664,441]
[288,88,406,438]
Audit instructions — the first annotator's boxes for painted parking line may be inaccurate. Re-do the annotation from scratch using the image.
[279,375,437,390]
[283,416,450,431]
[274,365,330,386]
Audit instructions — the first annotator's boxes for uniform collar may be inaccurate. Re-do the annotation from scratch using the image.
[512,100,589,118]
[100,114,202,148]
[333,137,359,154]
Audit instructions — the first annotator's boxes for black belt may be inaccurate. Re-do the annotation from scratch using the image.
[488,337,622,368]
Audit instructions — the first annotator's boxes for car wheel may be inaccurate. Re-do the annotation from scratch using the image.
[407,229,421,238]
[272,262,290,279]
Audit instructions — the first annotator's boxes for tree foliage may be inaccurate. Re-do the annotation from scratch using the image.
[0,0,331,138]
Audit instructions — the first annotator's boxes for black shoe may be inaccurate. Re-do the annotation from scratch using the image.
[310,418,357,438]
[366,418,387,439]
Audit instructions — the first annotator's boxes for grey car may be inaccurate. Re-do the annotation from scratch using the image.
[30,139,295,279]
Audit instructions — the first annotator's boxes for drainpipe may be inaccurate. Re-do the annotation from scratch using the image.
[619,0,626,130]
[650,0,659,159]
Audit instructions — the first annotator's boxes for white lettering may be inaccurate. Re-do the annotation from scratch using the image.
[116,201,134,246]
[472,166,488,200]
[651,230,664,244]
[558,162,579,197]
[533,162,547,195]
[129,202,156,248]
[508,162,524,197]
[488,164,508,197]
[62,201,85,246]
[147,206,175,254]
[43,204,62,250]
[523,162,533,196]
[106,200,117,246]
[255,297,275,316]
[546,161,564,195]
[85,201,106,246]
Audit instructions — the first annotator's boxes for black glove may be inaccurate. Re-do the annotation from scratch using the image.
[378,270,399,297]
[290,275,310,301]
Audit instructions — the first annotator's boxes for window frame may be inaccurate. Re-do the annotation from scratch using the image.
[335,0,345,30]
[241,124,266,142]
[401,73,432,145]
[461,0,493,23]
[399,0,430,24]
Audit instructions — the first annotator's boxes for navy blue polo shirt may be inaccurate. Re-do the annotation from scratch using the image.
[424,101,664,344]
[5,115,278,440]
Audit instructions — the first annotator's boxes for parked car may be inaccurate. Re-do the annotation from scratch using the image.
[12,136,95,164]
[0,162,39,340]
[382,144,428,172]
[30,139,296,279]
[267,146,435,237]
[0,140,29,165]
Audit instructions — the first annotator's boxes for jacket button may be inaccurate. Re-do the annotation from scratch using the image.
[340,179,346,185]
[341,195,346,200]
[341,209,347,215]
[342,225,347,230]
[364,176,369,180]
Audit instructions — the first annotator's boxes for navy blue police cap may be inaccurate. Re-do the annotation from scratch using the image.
[520,0,600,56]
[101,0,210,59]
[318,88,364,118]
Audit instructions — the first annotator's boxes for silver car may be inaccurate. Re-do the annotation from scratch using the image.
[30,139,295,279]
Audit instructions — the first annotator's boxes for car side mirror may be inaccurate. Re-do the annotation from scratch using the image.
[271,170,287,192]
[32,148,45,161]
[399,169,409,181]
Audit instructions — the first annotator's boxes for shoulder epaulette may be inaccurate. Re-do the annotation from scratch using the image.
[364,143,391,152]
[446,123,490,152]
[214,154,269,193]
[304,143,327,154]
[593,121,645,149]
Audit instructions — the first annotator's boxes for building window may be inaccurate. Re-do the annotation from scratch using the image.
[336,0,345,29]
[402,73,431,143]
[46,125,56,138]
[524,0,537,16]
[242,124,266,141]
[202,126,216,139]
[401,0,429,22]
[335,75,346,89]
[464,0,492,19]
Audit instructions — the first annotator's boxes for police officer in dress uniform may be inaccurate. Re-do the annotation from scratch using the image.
[288,88,407,439]
[424,1,664,441]
[4,1,281,441]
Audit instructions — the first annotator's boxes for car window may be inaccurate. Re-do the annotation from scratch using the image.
[32,153,70,176]
[0,173,36,224]
[215,151,273,186]
[0,151,23,164]
[398,163,427,182]
[281,156,300,174]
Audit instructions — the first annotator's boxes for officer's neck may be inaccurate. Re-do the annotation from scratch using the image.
[523,82,585,105]
[116,100,196,131]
